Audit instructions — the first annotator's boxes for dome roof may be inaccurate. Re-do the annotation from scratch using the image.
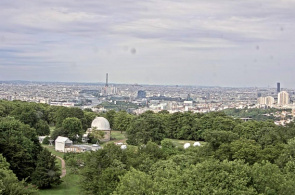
[91,117,111,131]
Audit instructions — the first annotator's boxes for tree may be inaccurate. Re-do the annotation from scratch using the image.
[112,168,154,195]
[0,154,38,194]
[80,144,127,195]
[62,117,83,141]
[84,111,97,128]
[31,148,62,188]
[113,111,133,133]
[35,120,50,135]
[251,161,293,194]
[230,139,262,165]
[55,107,85,128]
[11,104,38,127]
[203,130,239,150]
[0,117,42,180]
[105,110,116,129]
[126,113,165,145]
[42,136,50,145]
[89,127,105,143]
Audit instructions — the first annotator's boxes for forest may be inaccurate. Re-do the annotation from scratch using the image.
[1,99,295,194]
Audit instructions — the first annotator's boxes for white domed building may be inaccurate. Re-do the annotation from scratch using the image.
[86,117,111,141]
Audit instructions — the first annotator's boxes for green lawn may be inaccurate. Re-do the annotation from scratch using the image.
[43,145,64,158]
[111,130,127,140]
[101,130,127,146]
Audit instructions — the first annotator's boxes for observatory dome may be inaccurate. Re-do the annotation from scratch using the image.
[91,117,111,131]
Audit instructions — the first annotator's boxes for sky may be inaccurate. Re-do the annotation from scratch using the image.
[0,0,295,87]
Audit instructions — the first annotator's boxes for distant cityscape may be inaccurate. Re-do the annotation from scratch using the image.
[1,76,295,117]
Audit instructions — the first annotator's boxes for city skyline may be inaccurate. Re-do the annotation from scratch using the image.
[0,0,295,87]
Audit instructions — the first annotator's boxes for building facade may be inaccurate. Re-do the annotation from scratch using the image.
[278,91,289,106]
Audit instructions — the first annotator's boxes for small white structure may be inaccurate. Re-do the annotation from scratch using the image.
[120,145,127,150]
[184,143,191,149]
[193,142,201,147]
[55,136,73,152]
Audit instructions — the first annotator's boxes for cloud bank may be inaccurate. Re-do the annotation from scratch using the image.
[0,0,295,87]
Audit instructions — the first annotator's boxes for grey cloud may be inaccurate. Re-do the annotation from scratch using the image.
[0,0,294,87]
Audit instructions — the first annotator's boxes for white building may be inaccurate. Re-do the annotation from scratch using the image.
[278,91,290,106]
[257,96,275,107]
[55,136,73,152]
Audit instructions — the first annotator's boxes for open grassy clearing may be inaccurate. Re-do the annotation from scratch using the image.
[43,145,64,158]
[102,130,127,146]
[111,130,127,140]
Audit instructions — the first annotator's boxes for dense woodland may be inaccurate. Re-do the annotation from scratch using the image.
[1,99,295,194]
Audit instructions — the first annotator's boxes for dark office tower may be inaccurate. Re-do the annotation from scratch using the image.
[277,82,280,93]
[206,93,210,100]
[106,73,109,87]
[137,90,146,99]
[257,92,262,98]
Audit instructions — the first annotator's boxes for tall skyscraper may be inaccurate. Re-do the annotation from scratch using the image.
[106,73,109,87]
[278,91,289,106]
[277,82,280,93]
[137,90,146,99]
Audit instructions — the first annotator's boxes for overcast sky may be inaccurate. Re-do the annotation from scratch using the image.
[0,0,294,87]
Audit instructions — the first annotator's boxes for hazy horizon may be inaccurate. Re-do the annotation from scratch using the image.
[0,79,288,89]
[1,0,294,88]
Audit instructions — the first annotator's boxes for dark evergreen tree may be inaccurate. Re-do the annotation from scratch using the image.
[31,148,62,189]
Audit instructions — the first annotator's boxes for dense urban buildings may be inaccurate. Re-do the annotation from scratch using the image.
[1,81,294,114]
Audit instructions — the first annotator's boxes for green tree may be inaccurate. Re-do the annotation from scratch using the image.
[126,113,165,145]
[113,111,133,133]
[62,117,83,141]
[0,117,42,180]
[35,120,50,135]
[105,110,116,129]
[203,130,239,150]
[31,148,62,189]
[55,107,85,128]
[84,111,98,128]
[112,168,154,195]
[0,154,38,195]
[230,139,262,165]
[80,144,127,195]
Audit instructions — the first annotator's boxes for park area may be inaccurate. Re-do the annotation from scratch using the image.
[39,130,203,194]
[39,130,127,194]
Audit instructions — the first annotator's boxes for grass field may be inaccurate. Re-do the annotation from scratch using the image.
[102,130,127,146]
[111,130,127,140]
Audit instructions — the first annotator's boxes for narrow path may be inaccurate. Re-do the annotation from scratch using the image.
[54,155,66,178]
